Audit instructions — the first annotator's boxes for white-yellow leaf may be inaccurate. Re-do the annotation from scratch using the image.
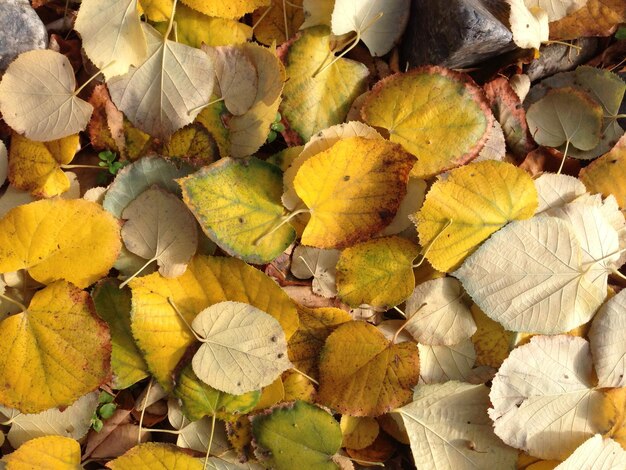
[75,0,148,79]
[108,24,214,139]
[290,246,340,298]
[489,335,602,460]
[508,0,549,50]
[191,301,292,395]
[418,340,476,384]
[534,173,587,214]
[0,50,93,141]
[555,435,626,470]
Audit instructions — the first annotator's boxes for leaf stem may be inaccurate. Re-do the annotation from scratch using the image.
[253,209,310,246]
[252,4,274,31]
[167,297,204,342]
[60,164,106,170]
[557,139,570,175]
[203,413,217,469]
[297,255,316,278]
[612,269,626,282]
[392,305,406,318]
[164,0,179,44]
[137,378,153,444]
[544,40,582,51]
[0,292,27,313]
[283,0,289,42]
[74,60,117,96]
[187,96,224,116]
[119,257,157,289]
[291,367,319,385]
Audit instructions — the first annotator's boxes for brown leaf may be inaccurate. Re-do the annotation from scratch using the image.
[550,0,626,39]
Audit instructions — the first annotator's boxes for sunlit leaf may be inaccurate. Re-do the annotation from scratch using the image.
[534,173,587,213]
[525,0,586,21]
[75,0,148,79]
[92,279,149,389]
[0,50,93,141]
[340,415,379,450]
[335,236,419,308]
[396,381,517,470]
[0,281,110,413]
[490,335,603,460]
[291,246,340,298]
[280,26,369,142]
[0,199,121,288]
[470,304,513,369]
[252,401,342,470]
[294,137,415,248]
[179,157,295,264]
[555,434,626,469]
[362,67,493,178]
[181,0,270,19]
[8,133,78,198]
[2,436,81,469]
[418,340,476,384]
[549,0,626,39]
[317,321,419,416]
[209,46,258,116]
[106,442,203,469]
[160,123,220,166]
[508,0,549,49]
[108,24,214,139]
[415,161,537,272]
[580,134,626,208]
[190,301,292,395]
[130,255,298,390]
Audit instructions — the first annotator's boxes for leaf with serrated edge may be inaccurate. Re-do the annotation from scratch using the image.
[75,0,147,79]
[454,217,608,334]
[589,289,626,388]
[130,255,298,391]
[191,301,291,395]
[489,335,603,460]
[108,24,214,139]
[122,186,198,278]
[405,278,476,346]
[416,161,537,272]
[396,381,517,470]
[0,282,110,414]
[0,50,93,141]
[534,173,587,214]
[554,435,626,470]
[2,436,81,469]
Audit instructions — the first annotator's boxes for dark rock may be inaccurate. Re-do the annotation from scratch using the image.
[0,0,48,73]
[526,38,599,82]
[401,0,515,69]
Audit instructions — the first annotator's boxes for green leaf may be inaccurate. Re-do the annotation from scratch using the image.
[98,403,117,419]
[252,400,342,470]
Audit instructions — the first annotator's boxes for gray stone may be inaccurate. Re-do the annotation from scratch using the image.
[526,38,599,82]
[0,0,48,73]
[401,0,515,69]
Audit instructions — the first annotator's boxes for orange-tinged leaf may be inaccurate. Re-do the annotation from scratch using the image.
[317,321,419,417]
[130,255,298,391]
[0,199,121,288]
[580,134,626,208]
[549,0,626,39]
[362,67,493,178]
[253,0,304,45]
[2,436,81,469]
[8,133,78,198]
[288,305,352,379]
[106,442,203,469]
[294,137,415,248]
[471,304,513,369]
[0,281,111,413]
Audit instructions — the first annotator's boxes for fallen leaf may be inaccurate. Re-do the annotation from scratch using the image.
[340,415,380,450]
[317,321,419,416]
[179,157,295,264]
[415,160,537,272]
[489,335,603,460]
[160,123,220,166]
[0,281,110,413]
[2,436,81,469]
[210,46,258,116]
[0,199,121,288]
[290,246,340,298]
[8,133,79,197]
[106,442,203,469]
[294,137,414,248]
[534,173,587,213]
[251,401,342,470]
[549,0,626,39]
[470,304,513,369]
[252,0,305,45]
[418,340,476,384]
[0,50,94,141]
[555,434,626,469]
[189,301,292,395]
[301,0,333,28]
[122,186,198,278]
[0,140,6,186]
[396,381,517,469]
[335,236,419,308]
[524,0,586,21]
[508,0,549,49]
[181,0,270,19]
[108,24,214,139]
[361,67,493,178]
[580,133,626,208]
[75,0,148,79]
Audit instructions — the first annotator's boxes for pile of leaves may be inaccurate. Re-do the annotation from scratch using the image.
[0,0,625,468]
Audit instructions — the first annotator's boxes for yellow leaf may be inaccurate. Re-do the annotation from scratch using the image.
[130,255,298,390]
[0,199,121,288]
[253,377,285,410]
[253,0,305,45]
[549,0,626,39]
[8,133,78,197]
[282,370,316,402]
[160,123,220,166]
[317,321,420,416]
[340,415,380,450]
[181,0,270,19]
[361,67,493,178]
[288,305,353,379]
[471,304,514,369]
[415,160,537,272]
[194,99,229,158]
[2,436,81,469]
[598,387,626,450]
[280,26,369,142]
[106,442,203,469]
[139,0,171,21]
[294,137,415,248]
[153,3,252,47]
[518,454,561,470]
[336,236,419,308]
[179,157,295,264]
[0,281,111,413]
[580,134,626,208]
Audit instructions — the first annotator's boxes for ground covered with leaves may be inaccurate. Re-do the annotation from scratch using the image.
[0,0,625,469]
